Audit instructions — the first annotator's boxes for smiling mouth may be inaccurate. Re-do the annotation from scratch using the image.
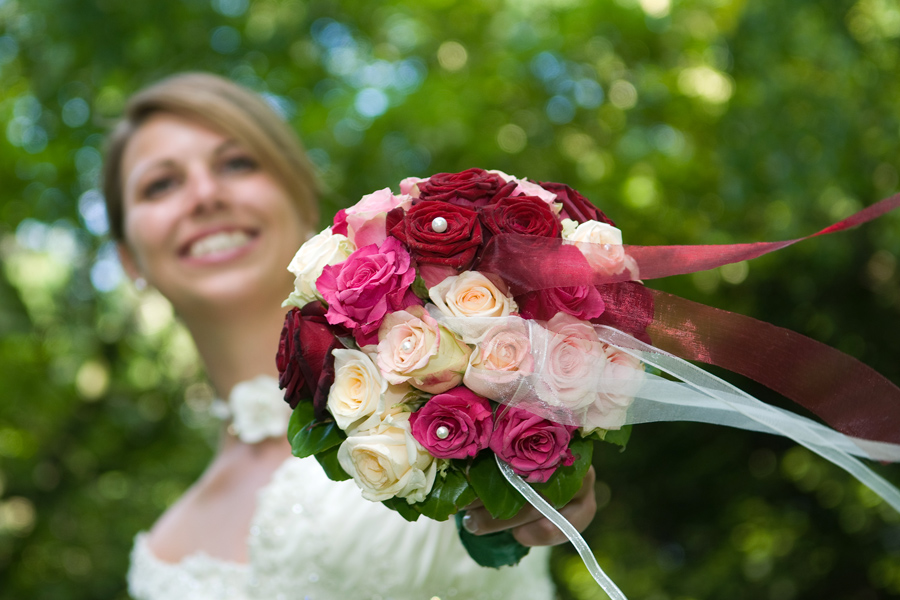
[186,230,255,258]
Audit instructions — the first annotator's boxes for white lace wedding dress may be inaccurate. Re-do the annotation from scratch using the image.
[127,377,553,600]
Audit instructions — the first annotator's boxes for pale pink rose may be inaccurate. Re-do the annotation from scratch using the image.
[428,271,517,319]
[487,170,557,204]
[542,313,606,411]
[399,176,429,197]
[463,319,534,399]
[583,345,643,432]
[345,188,413,247]
[376,305,472,394]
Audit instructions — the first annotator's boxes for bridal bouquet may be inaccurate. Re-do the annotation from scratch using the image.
[276,168,639,566]
[277,168,900,595]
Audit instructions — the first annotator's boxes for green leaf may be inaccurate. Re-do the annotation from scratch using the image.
[287,402,345,458]
[586,425,632,451]
[412,271,431,300]
[314,445,351,481]
[454,512,530,568]
[381,496,421,522]
[415,468,477,522]
[466,452,526,520]
[531,436,593,508]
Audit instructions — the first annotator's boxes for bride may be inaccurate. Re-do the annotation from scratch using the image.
[103,72,597,599]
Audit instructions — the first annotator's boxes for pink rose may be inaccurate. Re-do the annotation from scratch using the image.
[516,285,606,321]
[489,406,577,483]
[317,237,422,346]
[400,176,428,197]
[343,188,413,247]
[376,305,472,394]
[542,313,606,411]
[463,319,534,399]
[409,387,493,459]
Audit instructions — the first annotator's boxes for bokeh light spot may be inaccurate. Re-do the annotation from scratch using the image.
[437,41,468,72]
[497,124,527,153]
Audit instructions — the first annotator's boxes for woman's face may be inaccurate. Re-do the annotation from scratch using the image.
[118,113,307,314]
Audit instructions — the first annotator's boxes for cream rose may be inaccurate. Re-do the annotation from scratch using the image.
[326,349,387,431]
[283,228,355,308]
[337,411,437,503]
[376,305,472,394]
[428,271,517,319]
[564,220,626,276]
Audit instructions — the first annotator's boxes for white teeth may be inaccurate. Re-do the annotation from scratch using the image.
[189,231,251,257]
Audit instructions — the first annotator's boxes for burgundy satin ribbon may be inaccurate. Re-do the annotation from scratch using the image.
[476,193,900,445]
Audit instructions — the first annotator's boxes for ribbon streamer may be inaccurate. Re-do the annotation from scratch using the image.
[495,456,628,600]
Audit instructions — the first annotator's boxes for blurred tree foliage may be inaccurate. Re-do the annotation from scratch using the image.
[1,0,899,598]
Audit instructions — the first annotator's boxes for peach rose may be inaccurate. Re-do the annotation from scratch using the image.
[428,271,517,319]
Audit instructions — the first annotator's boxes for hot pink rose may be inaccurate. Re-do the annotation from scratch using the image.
[489,406,577,483]
[317,237,422,346]
[516,285,606,321]
[409,387,493,459]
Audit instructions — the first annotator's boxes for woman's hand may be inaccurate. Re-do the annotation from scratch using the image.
[461,466,597,547]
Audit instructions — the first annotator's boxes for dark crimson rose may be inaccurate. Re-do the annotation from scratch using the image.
[387,202,483,270]
[276,303,342,417]
[489,406,577,483]
[417,168,514,208]
[538,181,615,226]
[409,387,494,459]
[480,196,562,238]
[516,285,606,321]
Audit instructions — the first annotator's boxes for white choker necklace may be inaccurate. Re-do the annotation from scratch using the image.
[211,375,292,444]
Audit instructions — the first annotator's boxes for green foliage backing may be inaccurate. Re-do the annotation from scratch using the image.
[0,0,898,598]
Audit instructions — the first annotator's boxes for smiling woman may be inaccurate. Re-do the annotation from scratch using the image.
[101,73,592,600]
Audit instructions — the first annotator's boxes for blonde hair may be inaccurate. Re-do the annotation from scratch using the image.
[102,72,319,240]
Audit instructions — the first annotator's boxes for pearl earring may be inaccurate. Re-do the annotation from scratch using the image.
[134,277,147,291]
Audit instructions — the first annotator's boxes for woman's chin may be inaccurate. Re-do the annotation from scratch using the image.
[169,267,291,316]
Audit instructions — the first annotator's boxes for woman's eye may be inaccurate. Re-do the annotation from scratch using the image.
[221,155,258,174]
[142,176,177,199]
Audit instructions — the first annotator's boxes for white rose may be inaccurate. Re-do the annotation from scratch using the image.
[564,220,626,276]
[283,228,356,308]
[228,376,292,444]
[337,411,437,503]
[428,271,517,319]
[327,349,388,431]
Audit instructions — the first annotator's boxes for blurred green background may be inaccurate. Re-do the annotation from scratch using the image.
[1,0,899,598]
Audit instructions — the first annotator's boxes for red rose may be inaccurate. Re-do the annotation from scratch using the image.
[516,285,606,321]
[387,202,483,270]
[489,406,577,483]
[276,303,342,417]
[480,196,562,238]
[417,168,515,208]
[538,181,616,226]
[409,387,494,459]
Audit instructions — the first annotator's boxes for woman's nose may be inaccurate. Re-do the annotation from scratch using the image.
[186,165,225,212]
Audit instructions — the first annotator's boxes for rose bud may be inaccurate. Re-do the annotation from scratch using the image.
[416,168,513,208]
[538,181,616,226]
[489,405,577,483]
[410,387,493,460]
[276,303,342,417]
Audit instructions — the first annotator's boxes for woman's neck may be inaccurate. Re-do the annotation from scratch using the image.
[183,302,287,399]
